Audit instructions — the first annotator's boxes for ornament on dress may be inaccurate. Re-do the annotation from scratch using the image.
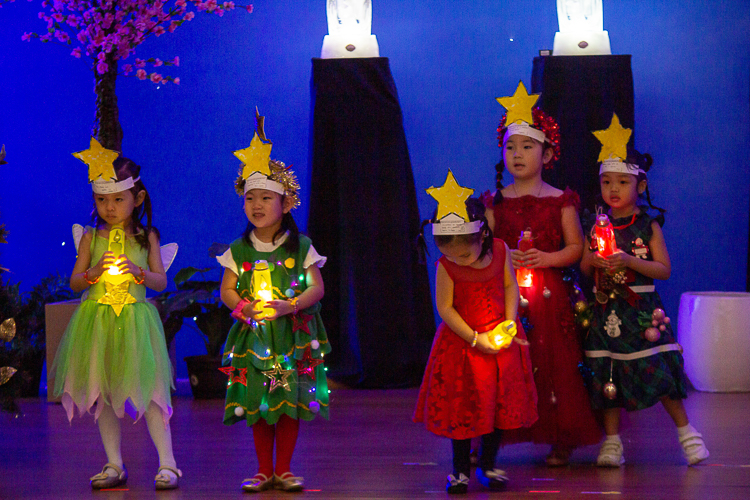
[292,313,314,335]
[234,406,245,417]
[516,228,534,288]
[632,237,649,259]
[426,171,481,235]
[543,287,551,299]
[519,295,529,308]
[603,360,617,400]
[259,403,269,413]
[550,391,557,405]
[308,401,320,414]
[643,308,670,342]
[262,361,294,393]
[219,366,248,387]
[311,339,320,350]
[604,310,621,338]
[296,346,324,381]
[96,224,136,316]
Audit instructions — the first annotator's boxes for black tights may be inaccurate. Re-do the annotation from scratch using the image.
[451,429,503,476]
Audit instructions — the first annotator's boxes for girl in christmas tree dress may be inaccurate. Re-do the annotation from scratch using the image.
[414,171,537,494]
[53,144,181,490]
[484,82,601,466]
[580,115,709,467]
[218,119,329,492]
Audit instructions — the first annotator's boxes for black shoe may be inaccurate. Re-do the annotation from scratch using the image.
[476,468,508,491]
[446,473,469,494]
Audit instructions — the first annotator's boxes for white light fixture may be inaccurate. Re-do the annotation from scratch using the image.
[321,0,380,59]
[553,0,611,56]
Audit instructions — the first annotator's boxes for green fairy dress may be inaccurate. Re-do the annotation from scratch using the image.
[217,231,330,426]
[52,227,174,423]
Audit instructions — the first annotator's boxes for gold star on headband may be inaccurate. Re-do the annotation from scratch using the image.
[73,137,119,182]
[234,132,273,179]
[593,113,632,162]
[426,170,474,221]
[496,81,539,125]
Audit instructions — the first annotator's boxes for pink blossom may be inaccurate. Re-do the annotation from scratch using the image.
[154,58,163,66]
[71,47,81,58]
[171,56,179,67]
[76,30,87,43]
[223,2,235,10]
[150,73,162,83]
[154,25,166,36]
[40,33,51,42]
[21,32,31,41]
[168,20,179,33]
[123,63,133,74]
[96,60,108,74]
[135,58,146,68]
[136,69,147,80]
[173,77,180,85]
[176,0,186,6]
[183,11,195,21]
[52,13,63,22]
[245,4,253,13]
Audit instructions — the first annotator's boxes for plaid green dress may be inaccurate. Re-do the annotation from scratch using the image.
[583,211,687,411]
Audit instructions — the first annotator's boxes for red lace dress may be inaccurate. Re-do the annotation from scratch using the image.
[413,239,538,440]
[488,189,601,447]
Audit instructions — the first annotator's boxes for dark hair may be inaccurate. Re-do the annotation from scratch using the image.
[417,198,493,263]
[90,155,158,251]
[241,194,300,255]
[492,133,556,206]
[597,149,666,217]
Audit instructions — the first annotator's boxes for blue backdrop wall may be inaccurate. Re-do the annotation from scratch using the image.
[1,1,748,378]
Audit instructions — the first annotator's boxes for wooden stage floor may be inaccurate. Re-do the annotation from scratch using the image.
[1,389,749,499]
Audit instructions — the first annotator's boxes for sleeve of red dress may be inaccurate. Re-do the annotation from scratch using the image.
[561,187,581,212]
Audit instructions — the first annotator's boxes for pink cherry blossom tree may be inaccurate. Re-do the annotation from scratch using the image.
[3,0,253,150]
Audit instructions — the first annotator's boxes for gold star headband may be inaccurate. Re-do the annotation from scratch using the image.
[496,81,547,144]
[426,170,481,235]
[233,109,300,209]
[592,113,642,175]
[72,138,139,194]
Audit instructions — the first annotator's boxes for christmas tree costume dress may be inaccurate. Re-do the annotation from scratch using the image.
[487,189,601,447]
[413,239,538,440]
[583,211,687,411]
[52,227,174,423]
[218,231,330,426]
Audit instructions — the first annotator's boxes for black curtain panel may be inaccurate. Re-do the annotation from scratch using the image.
[307,58,435,388]
[531,55,635,213]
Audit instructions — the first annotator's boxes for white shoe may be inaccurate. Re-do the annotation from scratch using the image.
[680,430,709,465]
[597,438,625,467]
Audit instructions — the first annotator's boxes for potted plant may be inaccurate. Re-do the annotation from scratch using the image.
[153,245,233,399]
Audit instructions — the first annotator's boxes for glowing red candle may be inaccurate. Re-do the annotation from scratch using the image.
[594,214,618,257]
[516,229,533,288]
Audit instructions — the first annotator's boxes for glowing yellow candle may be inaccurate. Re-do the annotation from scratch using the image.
[252,260,274,319]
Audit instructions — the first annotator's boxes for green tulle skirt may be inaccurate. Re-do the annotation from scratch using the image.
[52,299,174,423]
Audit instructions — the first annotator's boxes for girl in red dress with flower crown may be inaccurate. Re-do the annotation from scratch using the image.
[414,171,537,494]
[483,82,602,466]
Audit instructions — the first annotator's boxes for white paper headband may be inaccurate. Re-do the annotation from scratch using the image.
[92,176,140,194]
[504,122,547,144]
[243,171,285,196]
[432,214,483,235]
[599,159,644,176]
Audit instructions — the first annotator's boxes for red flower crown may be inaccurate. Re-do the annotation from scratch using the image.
[498,107,561,167]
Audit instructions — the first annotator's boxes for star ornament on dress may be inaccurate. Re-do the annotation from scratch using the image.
[593,113,632,162]
[296,347,324,381]
[292,313,314,335]
[219,366,248,387]
[496,81,539,126]
[73,137,119,182]
[262,361,294,393]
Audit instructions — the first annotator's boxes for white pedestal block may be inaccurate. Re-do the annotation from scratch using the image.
[553,31,611,55]
[678,292,750,392]
[321,34,379,59]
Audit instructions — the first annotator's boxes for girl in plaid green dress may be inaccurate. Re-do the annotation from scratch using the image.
[580,148,709,468]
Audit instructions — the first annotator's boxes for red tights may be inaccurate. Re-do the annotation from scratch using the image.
[252,415,300,477]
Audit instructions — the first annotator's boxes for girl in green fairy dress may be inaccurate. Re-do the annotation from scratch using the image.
[218,119,330,493]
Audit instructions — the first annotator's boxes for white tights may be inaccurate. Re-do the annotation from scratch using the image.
[97,402,176,476]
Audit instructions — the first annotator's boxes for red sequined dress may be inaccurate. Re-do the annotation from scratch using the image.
[488,189,601,447]
[413,239,538,440]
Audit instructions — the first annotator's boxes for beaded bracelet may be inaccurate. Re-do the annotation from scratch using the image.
[133,266,146,285]
[290,297,299,315]
[231,298,254,325]
[83,268,99,285]
[470,331,478,348]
